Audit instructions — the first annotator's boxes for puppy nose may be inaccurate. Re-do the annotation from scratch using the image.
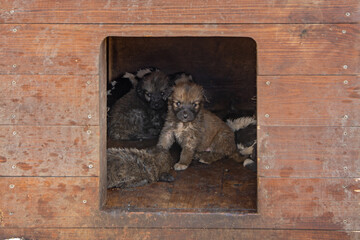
[183,113,188,119]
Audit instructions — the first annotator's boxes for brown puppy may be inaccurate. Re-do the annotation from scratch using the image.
[157,82,238,170]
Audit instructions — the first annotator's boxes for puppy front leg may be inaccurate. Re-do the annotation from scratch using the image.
[175,147,195,171]
[157,130,175,150]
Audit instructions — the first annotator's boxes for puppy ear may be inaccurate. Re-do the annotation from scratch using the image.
[123,72,138,87]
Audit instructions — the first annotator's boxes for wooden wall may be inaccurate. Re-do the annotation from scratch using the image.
[0,1,359,239]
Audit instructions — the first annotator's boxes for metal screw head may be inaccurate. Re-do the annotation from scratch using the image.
[266,81,271,85]
[343,166,348,170]
[12,28,17,33]
[265,114,270,118]
[11,165,16,169]
[10,10,15,14]
[88,164,94,169]
[11,114,16,119]
[342,30,347,34]
[343,115,348,119]
[12,64,17,68]
[343,80,348,84]
[11,80,16,86]
[87,114,92,119]
[9,184,15,189]
[86,130,91,135]
[345,12,351,17]
[343,65,348,70]
[86,81,91,85]
[343,219,348,224]
[343,132,347,136]
[12,131,17,135]
[82,200,87,204]
[265,165,270,169]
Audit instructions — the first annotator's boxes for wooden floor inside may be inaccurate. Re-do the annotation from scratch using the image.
[105,140,257,213]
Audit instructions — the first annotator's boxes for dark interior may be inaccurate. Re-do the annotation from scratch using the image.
[105,37,257,213]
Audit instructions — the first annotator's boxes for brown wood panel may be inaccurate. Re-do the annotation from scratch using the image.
[106,158,256,213]
[0,177,99,228]
[258,178,360,231]
[0,24,358,75]
[0,75,99,125]
[0,228,358,240]
[0,0,358,24]
[1,177,358,230]
[0,126,99,176]
[258,76,360,126]
[258,126,360,178]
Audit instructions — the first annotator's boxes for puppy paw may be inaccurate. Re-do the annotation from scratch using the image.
[174,163,188,171]
[198,159,211,165]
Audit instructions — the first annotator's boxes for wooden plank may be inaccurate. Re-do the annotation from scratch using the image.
[0,126,99,176]
[0,24,358,75]
[258,178,360,231]
[0,75,99,125]
[1,177,358,230]
[258,76,360,127]
[106,158,256,213]
[0,0,358,24]
[0,177,99,228]
[0,228,358,240]
[258,126,360,178]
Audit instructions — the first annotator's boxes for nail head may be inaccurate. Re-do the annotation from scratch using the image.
[343,65,348,70]
[265,114,270,118]
[88,164,94,169]
[345,12,351,17]
[12,131,17,135]
[343,80,348,84]
[82,200,87,204]
[9,184,15,189]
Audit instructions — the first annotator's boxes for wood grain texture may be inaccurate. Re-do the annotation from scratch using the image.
[0,75,99,125]
[106,158,256,213]
[0,126,99,176]
[0,177,99,228]
[0,24,358,75]
[258,76,360,127]
[258,178,360,231]
[1,177,358,230]
[0,0,358,24]
[258,126,360,178]
[0,228,358,240]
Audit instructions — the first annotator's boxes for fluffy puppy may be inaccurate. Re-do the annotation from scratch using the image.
[108,69,173,140]
[157,82,238,170]
[227,116,257,171]
[107,147,175,189]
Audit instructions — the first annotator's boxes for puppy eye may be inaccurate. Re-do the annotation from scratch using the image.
[145,91,151,97]
[193,102,199,108]
[175,101,181,107]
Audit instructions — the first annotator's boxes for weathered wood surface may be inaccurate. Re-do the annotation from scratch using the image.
[1,177,358,230]
[0,0,358,24]
[258,76,360,127]
[0,228,358,240]
[106,158,256,213]
[0,24,358,75]
[0,75,99,125]
[258,126,360,178]
[0,126,99,177]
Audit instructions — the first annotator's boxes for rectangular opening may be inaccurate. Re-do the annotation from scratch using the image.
[101,37,257,213]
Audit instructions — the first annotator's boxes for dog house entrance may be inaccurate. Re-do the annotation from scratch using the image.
[103,37,257,213]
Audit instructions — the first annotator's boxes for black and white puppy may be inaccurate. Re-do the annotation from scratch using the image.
[226,115,257,172]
